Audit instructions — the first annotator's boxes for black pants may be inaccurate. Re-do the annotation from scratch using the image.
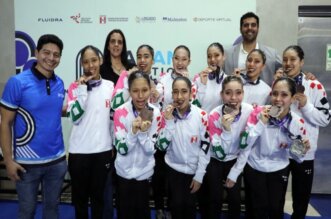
[290,159,314,219]
[68,150,112,219]
[116,175,151,219]
[103,151,116,219]
[167,165,197,219]
[199,158,241,219]
[244,164,289,219]
[152,150,168,210]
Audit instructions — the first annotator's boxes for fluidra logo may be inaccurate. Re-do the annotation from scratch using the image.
[38,18,63,22]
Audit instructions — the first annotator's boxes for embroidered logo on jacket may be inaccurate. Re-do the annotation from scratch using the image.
[105,99,110,108]
[191,136,198,143]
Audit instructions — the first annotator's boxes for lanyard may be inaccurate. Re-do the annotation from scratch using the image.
[172,105,191,122]
[87,79,102,91]
[241,73,260,85]
[293,72,304,85]
[149,75,158,85]
[269,113,301,140]
[171,71,181,80]
[208,66,224,84]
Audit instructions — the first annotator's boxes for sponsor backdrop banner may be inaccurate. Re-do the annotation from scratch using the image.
[14,0,256,86]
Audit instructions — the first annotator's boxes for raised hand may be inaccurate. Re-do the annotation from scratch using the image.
[164,104,175,120]
[274,68,284,80]
[233,68,245,77]
[260,106,271,124]
[132,116,142,134]
[77,74,94,85]
[293,93,307,108]
[221,114,235,131]
[140,120,152,132]
[199,67,213,85]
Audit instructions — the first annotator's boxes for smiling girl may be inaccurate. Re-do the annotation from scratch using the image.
[156,45,192,111]
[67,45,114,219]
[113,71,162,219]
[241,77,310,219]
[199,75,253,219]
[157,76,210,219]
[276,45,330,219]
[111,44,159,110]
[193,42,227,113]
[234,49,271,106]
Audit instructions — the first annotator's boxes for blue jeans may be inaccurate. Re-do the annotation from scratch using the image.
[16,159,67,219]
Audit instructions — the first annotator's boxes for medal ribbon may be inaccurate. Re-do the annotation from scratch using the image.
[293,72,304,85]
[172,104,191,122]
[269,113,301,140]
[241,73,260,85]
[87,79,102,91]
[208,66,224,84]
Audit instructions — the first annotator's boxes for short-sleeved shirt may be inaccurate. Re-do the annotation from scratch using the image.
[0,64,65,165]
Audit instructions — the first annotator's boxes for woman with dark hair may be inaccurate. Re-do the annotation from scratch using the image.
[101,29,135,219]
[111,44,159,110]
[157,76,210,219]
[199,76,253,219]
[233,48,271,106]
[100,29,134,84]
[156,45,192,111]
[192,42,227,113]
[241,77,310,219]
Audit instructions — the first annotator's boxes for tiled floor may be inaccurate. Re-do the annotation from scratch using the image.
[284,192,321,217]
[1,193,331,219]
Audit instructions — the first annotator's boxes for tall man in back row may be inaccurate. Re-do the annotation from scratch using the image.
[224,12,282,219]
[224,12,282,85]
[0,34,67,219]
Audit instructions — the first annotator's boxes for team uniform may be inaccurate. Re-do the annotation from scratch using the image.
[289,73,330,219]
[156,72,197,111]
[238,106,307,219]
[156,72,175,111]
[241,76,271,106]
[0,64,67,219]
[111,70,159,110]
[66,78,114,219]
[113,101,162,219]
[100,64,134,219]
[224,43,282,86]
[111,70,168,215]
[199,103,253,219]
[192,70,227,113]
[156,104,210,219]
[112,69,172,215]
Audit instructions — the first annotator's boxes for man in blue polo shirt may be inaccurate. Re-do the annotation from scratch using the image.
[0,34,67,219]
